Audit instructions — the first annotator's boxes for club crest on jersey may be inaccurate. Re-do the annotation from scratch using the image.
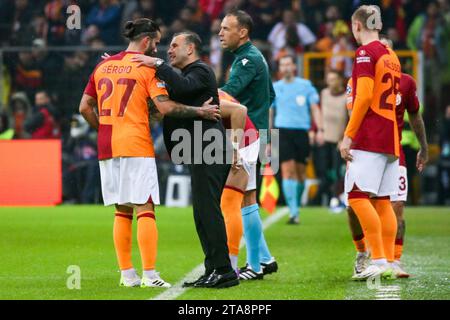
[346,84,352,95]
[359,50,366,56]
[296,95,306,106]
[241,58,249,66]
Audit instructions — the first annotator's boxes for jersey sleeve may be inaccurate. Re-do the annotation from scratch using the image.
[308,84,320,105]
[405,76,420,114]
[148,76,169,99]
[84,73,97,99]
[346,79,353,110]
[354,47,376,79]
[221,57,257,97]
[344,77,374,139]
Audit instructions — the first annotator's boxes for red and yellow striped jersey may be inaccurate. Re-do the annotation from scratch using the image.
[84,51,168,160]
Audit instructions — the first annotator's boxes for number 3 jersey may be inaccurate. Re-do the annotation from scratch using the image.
[345,40,402,158]
[84,51,168,160]
[346,73,420,166]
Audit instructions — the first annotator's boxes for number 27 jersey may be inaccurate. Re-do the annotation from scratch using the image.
[351,40,401,157]
[84,51,168,160]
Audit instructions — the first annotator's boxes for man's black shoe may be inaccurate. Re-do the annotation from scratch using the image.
[261,259,278,275]
[182,273,210,288]
[201,270,239,289]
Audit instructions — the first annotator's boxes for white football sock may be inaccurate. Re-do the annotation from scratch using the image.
[229,254,238,271]
[143,269,157,279]
[121,268,137,278]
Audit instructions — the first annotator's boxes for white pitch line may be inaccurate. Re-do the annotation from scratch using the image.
[152,207,289,300]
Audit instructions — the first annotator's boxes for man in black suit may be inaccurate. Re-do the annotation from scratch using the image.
[132,32,238,289]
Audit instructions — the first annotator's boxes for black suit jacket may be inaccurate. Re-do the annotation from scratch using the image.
[156,59,227,162]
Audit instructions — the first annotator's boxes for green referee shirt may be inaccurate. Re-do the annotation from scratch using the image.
[221,41,275,130]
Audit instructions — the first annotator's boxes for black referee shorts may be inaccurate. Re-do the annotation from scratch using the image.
[279,128,310,164]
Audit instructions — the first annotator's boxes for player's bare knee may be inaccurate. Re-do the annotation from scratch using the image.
[242,190,257,208]
[115,204,133,214]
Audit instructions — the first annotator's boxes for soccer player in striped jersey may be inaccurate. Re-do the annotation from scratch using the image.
[219,89,272,280]
[345,36,428,279]
[340,5,402,280]
[79,18,220,288]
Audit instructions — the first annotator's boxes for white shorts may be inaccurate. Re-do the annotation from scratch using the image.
[345,150,399,197]
[390,165,408,202]
[239,139,260,191]
[99,157,160,207]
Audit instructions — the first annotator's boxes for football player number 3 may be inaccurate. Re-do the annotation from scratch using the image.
[98,77,136,117]
[380,73,400,110]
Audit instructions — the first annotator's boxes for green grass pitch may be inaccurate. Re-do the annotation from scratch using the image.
[0,206,448,300]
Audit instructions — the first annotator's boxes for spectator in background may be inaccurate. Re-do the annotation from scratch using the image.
[0,111,14,140]
[316,70,348,211]
[122,0,158,28]
[44,0,67,45]
[268,9,316,61]
[13,51,43,102]
[54,51,91,124]
[301,0,328,35]
[10,92,31,139]
[31,38,63,95]
[438,105,450,205]
[209,19,223,81]
[387,27,407,50]
[330,27,354,78]
[10,0,33,45]
[24,90,61,139]
[408,1,449,119]
[199,0,226,21]
[86,0,122,45]
[63,114,100,204]
[246,0,280,42]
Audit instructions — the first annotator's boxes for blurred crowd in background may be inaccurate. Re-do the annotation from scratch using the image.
[0,0,449,205]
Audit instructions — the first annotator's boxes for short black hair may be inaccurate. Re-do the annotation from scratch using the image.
[226,9,253,36]
[279,55,296,64]
[174,31,203,56]
[123,18,160,41]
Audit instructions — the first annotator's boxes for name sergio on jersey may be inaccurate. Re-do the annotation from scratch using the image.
[101,65,133,74]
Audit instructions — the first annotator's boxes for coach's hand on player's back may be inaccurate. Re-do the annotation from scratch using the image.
[340,136,353,162]
[198,97,221,121]
[131,54,158,67]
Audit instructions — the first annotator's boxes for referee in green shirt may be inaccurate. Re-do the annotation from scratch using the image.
[219,10,278,280]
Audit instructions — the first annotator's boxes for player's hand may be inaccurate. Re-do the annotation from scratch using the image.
[101,53,111,60]
[131,54,157,67]
[265,143,271,159]
[199,97,221,121]
[315,130,325,146]
[416,148,428,173]
[340,136,353,162]
[232,148,243,171]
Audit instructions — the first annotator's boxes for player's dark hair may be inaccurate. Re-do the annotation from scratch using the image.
[327,69,345,80]
[123,18,160,41]
[226,9,253,36]
[279,54,296,65]
[174,31,202,56]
